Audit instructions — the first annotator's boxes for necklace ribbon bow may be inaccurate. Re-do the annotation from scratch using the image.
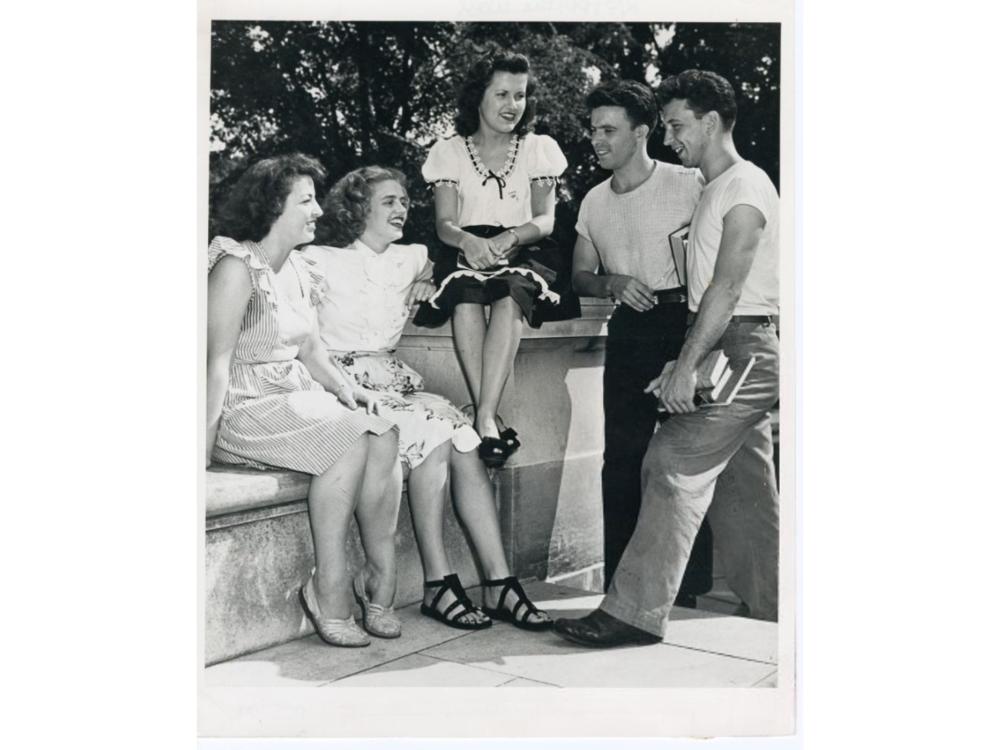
[481,170,506,200]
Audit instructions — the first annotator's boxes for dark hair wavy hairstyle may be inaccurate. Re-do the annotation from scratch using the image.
[656,69,738,131]
[316,166,409,247]
[454,51,537,137]
[585,79,659,132]
[219,153,327,242]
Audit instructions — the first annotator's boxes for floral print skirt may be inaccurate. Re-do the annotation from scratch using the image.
[329,350,481,470]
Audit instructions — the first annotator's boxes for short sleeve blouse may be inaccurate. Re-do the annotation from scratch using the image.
[301,241,428,352]
[421,132,568,227]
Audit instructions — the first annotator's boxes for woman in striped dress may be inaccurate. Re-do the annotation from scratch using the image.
[302,166,552,632]
[207,153,404,648]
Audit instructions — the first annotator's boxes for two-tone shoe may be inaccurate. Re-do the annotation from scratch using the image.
[353,571,402,639]
[299,574,371,648]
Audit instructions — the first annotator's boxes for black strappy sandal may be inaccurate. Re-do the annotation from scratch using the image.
[481,576,553,631]
[420,573,493,630]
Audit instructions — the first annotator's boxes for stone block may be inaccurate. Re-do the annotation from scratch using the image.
[206,501,314,664]
[503,454,604,581]
[205,481,485,665]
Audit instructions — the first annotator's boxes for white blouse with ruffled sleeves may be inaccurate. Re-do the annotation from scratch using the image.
[301,240,428,353]
[421,132,568,227]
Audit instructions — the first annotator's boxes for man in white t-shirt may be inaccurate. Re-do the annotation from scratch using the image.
[556,70,780,647]
[570,79,714,605]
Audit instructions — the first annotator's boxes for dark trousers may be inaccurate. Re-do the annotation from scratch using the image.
[602,300,714,597]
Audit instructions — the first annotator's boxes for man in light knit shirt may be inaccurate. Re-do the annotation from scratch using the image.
[571,79,714,605]
[556,70,780,647]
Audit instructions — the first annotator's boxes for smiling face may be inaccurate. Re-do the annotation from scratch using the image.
[589,105,646,172]
[361,179,410,250]
[478,71,528,136]
[660,98,710,168]
[269,176,322,248]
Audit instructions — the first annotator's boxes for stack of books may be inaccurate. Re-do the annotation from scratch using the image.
[655,349,757,409]
[695,350,756,406]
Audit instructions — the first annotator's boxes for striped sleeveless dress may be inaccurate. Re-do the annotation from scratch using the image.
[208,237,395,474]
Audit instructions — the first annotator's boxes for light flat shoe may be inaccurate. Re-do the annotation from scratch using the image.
[353,572,402,639]
[299,575,370,648]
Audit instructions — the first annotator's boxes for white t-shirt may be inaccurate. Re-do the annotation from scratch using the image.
[422,132,568,227]
[301,241,427,352]
[687,160,779,316]
[575,161,703,290]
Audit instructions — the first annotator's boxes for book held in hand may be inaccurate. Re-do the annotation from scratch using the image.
[698,355,756,406]
[694,349,730,396]
[654,349,757,413]
[669,225,689,286]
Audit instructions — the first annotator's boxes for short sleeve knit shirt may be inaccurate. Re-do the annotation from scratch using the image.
[687,160,779,316]
[575,161,703,290]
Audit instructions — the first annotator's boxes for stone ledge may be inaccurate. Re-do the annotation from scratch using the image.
[207,463,421,522]
[207,465,311,519]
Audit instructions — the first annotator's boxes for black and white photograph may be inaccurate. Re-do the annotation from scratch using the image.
[16,1,1000,749]
[198,0,796,738]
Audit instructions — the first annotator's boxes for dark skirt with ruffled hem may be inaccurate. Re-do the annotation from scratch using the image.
[413,224,581,329]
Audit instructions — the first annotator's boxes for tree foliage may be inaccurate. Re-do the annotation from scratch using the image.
[209,21,780,243]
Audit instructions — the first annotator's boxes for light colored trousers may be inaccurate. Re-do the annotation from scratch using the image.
[601,320,780,637]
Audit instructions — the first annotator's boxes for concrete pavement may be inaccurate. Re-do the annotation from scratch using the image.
[205,581,778,689]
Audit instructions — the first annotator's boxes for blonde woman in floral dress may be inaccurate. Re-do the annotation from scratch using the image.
[302,166,551,632]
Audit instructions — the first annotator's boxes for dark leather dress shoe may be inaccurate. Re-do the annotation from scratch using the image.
[553,608,661,648]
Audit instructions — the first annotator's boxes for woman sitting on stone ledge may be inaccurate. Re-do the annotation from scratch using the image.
[207,153,403,648]
[301,165,551,632]
[413,49,579,468]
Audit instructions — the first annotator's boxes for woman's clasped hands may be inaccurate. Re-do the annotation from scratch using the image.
[459,232,517,270]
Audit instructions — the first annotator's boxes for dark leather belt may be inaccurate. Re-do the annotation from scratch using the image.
[686,312,778,325]
[654,287,687,305]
